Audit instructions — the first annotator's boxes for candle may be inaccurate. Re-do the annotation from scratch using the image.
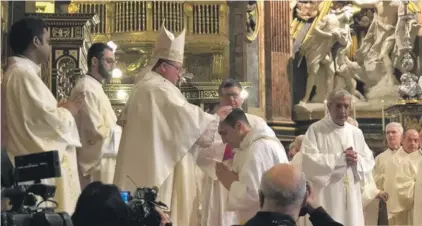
[353,100,356,119]
[381,100,385,131]
[324,99,328,116]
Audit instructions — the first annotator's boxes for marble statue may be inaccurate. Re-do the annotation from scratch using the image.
[299,8,350,103]
[332,5,366,101]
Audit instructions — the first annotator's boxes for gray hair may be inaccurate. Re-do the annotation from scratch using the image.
[327,89,352,105]
[289,135,304,150]
[386,122,404,134]
[260,169,307,207]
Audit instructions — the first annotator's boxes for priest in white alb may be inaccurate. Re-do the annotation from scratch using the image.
[113,24,232,226]
[385,129,420,225]
[216,108,288,224]
[198,79,267,226]
[70,43,121,188]
[299,89,375,226]
[3,17,83,214]
[393,129,421,225]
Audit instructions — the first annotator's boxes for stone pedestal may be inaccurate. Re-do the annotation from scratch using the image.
[25,13,98,103]
[385,103,422,131]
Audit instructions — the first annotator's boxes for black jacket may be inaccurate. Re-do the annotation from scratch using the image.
[241,207,343,226]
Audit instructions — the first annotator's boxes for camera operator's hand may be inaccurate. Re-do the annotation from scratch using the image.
[305,182,319,214]
[155,207,170,226]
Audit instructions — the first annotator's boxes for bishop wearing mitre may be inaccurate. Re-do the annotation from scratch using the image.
[113,25,232,226]
[299,90,375,226]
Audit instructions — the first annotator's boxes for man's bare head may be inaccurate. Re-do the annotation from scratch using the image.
[259,164,307,217]
[402,129,420,153]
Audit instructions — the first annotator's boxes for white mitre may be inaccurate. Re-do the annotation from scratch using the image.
[134,25,186,84]
[152,25,186,64]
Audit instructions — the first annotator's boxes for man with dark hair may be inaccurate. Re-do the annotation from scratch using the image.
[215,108,288,224]
[2,17,84,213]
[200,78,267,226]
[70,43,119,189]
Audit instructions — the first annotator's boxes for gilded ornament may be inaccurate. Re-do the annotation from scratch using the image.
[245,1,260,42]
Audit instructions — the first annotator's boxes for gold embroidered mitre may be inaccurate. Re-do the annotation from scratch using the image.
[152,25,186,64]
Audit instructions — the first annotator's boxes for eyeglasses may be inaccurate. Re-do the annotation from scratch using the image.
[163,61,182,73]
[102,57,117,65]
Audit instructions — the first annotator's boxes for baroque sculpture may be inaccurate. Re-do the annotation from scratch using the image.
[292,0,420,115]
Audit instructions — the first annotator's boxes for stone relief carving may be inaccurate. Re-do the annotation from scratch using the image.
[292,0,420,115]
[56,56,78,102]
[52,27,71,38]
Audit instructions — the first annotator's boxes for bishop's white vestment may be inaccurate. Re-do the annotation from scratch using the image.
[2,57,81,214]
[395,149,422,225]
[198,113,266,226]
[299,115,375,226]
[226,123,288,223]
[70,75,119,188]
[383,147,411,224]
[114,71,219,226]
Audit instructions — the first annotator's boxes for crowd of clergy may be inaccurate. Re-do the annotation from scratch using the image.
[1,16,421,226]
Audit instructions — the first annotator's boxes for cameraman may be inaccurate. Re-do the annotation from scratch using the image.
[243,164,342,226]
[72,182,170,226]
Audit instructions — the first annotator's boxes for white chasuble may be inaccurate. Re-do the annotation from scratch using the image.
[395,150,422,226]
[198,113,266,226]
[227,124,288,223]
[114,71,218,226]
[300,115,375,226]
[383,147,411,224]
[70,75,118,188]
[3,57,81,214]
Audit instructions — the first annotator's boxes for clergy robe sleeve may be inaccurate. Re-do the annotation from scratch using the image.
[373,154,386,190]
[190,118,221,180]
[353,130,375,183]
[8,67,80,154]
[76,90,113,143]
[360,169,380,207]
[395,158,417,212]
[300,126,347,188]
[226,140,273,211]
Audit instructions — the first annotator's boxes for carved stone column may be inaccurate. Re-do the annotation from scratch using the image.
[25,13,98,103]
[263,1,295,142]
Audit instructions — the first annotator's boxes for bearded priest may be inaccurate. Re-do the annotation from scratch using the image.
[113,24,232,226]
[299,89,375,226]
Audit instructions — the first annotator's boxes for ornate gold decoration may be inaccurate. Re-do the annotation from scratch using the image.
[385,103,422,131]
[56,56,78,102]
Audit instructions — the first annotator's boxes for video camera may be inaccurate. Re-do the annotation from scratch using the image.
[123,177,172,226]
[1,151,73,226]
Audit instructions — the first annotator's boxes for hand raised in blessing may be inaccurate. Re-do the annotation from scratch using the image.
[344,147,357,166]
[61,92,85,117]
[216,106,233,121]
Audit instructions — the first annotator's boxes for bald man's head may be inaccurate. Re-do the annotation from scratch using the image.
[260,164,307,210]
[403,129,420,153]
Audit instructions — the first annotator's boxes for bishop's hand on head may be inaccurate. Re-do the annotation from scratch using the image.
[61,92,85,117]
[216,105,233,121]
